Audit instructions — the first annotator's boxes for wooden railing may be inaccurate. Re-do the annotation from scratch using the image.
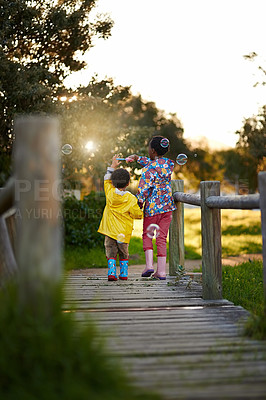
[169,173,266,302]
[0,179,17,281]
[0,116,62,313]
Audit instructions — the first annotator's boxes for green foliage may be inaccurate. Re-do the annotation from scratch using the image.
[63,192,105,248]
[232,106,266,192]
[222,261,264,315]
[61,82,187,187]
[176,145,225,191]
[217,148,257,193]
[0,284,160,400]
[236,107,266,160]
[0,0,113,184]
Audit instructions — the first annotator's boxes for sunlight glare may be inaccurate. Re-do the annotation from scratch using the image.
[85,141,94,151]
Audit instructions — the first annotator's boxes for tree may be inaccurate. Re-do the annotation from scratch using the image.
[59,80,189,191]
[60,78,133,189]
[235,107,266,192]
[0,0,113,184]
[120,94,187,161]
[217,149,258,194]
[236,106,266,160]
[243,52,266,87]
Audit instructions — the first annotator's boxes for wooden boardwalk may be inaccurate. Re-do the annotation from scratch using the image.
[64,271,266,399]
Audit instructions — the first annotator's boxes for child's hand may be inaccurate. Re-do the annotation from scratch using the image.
[111,154,121,169]
[126,154,139,163]
[137,200,144,209]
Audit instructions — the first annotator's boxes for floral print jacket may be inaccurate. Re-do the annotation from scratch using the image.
[136,156,176,217]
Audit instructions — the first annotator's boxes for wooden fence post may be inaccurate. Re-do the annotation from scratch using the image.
[169,180,184,276]
[4,208,17,255]
[0,216,17,283]
[201,181,222,300]
[13,116,62,314]
[258,171,266,310]
[0,187,17,282]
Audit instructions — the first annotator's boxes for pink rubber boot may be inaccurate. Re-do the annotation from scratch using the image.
[141,249,154,277]
[152,256,166,280]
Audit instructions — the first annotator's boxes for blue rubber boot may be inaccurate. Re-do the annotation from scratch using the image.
[119,260,128,280]
[108,258,117,281]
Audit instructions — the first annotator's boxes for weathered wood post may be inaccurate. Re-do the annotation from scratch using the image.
[201,181,222,300]
[169,180,184,276]
[13,116,62,314]
[0,215,17,282]
[4,208,17,255]
[0,182,17,281]
[258,171,266,311]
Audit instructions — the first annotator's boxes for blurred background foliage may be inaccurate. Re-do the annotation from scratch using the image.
[63,192,106,248]
[0,0,265,193]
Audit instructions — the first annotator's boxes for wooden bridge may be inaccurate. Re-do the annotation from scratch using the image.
[0,116,266,399]
[64,270,266,399]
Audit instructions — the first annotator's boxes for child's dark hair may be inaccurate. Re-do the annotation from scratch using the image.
[111,168,130,189]
[149,135,170,156]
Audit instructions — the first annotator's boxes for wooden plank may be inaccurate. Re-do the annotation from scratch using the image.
[201,181,222,300]
[169,180,184,275]
[63,298,233,310]
[65,274,266,399]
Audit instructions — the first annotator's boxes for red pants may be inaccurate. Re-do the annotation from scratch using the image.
[143,211,172,257]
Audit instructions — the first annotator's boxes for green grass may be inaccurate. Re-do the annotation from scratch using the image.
[0,284,160,400]
[193,260,264,315]
[221,260,266,340]
[194,260,266,340]
[65,238,167,270]
[64,246,107,270]
[132,209,262,259]
[64,209,262,269]
[222,260,264,315]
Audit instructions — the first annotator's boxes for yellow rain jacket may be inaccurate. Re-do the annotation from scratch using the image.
[98,169,143,243]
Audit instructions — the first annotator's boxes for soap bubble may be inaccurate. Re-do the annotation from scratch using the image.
[176,153,187,165]
[146,224,160,239]
[117,233,125,244]
[160,138,169,148]
[61,144,72,155]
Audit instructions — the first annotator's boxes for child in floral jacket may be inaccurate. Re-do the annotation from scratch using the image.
[127,136,176,279]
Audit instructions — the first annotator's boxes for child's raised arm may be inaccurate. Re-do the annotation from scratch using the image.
[127,154,150,167]
[126,154,139,162]
[103,155,120,195]
[110,154,121,169]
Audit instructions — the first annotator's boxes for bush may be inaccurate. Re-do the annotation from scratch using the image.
[0,284,160,400]
[64,192,105,248]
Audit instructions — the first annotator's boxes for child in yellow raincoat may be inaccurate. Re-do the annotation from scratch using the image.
[98,155,143,281]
